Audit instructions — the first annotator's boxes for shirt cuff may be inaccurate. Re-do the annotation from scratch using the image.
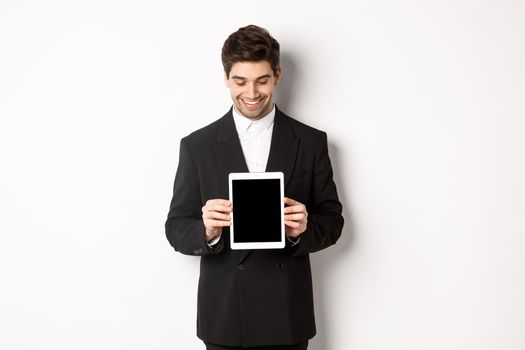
[207,234,221,247]
[287,236,301,247]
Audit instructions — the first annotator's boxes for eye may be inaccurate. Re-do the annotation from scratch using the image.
[235,81,245,86]
[258,80,269,85]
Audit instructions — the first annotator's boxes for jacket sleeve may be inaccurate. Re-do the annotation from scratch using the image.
[165,138,224,256]
[291,132,344,256]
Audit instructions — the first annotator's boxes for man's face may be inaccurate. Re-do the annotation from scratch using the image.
[225,61,281,120]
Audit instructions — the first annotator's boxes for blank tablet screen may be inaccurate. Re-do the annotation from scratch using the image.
[231,179,282,243]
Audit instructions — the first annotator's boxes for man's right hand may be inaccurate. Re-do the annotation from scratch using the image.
[202,199,232,242]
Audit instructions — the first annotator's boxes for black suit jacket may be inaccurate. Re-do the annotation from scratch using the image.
[165,107,344,347]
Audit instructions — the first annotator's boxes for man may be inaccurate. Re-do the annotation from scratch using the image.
[165,25,344,350]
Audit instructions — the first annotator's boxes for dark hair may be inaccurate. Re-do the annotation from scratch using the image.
[222,25,280,78]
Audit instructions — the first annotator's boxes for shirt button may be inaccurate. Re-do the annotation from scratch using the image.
[238,264,244,271]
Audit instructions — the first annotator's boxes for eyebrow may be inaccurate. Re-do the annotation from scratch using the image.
[231,74,272,80]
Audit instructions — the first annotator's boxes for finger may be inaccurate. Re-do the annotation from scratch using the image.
[205,204,232,213]
[284,213,305,221]
[204,211,231,221]
[284,205,306,214]
[205,219,232,227]
[206,199,231,207]
[284,220,300,228]
[283,197,300,206]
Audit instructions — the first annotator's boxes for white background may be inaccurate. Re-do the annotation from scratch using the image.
[1,1,524,349]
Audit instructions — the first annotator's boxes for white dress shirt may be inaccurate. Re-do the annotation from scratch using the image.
[232,105,275,173]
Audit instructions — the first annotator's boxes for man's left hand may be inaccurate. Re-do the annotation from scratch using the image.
[284,197,308,238]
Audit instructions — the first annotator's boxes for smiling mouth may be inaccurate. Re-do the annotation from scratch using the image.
[240,97,263,108]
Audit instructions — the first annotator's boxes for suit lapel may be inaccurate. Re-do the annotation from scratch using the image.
[265,107,299,189]
[214,107,299,264]
[214,108,249,176]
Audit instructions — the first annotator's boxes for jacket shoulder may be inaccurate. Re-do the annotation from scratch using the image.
[279,110,327,140]
[180,111,230,147]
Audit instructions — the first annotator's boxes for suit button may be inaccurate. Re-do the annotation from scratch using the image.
[238,264,244,270]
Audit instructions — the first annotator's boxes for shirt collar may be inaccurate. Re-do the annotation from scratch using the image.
[232,104,276,135]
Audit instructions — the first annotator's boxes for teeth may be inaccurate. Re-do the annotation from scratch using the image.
[242,99,259,105]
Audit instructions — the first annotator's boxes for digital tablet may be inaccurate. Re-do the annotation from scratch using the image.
[229,172,285,250]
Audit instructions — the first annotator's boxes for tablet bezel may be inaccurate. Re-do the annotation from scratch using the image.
[228,172,285,250]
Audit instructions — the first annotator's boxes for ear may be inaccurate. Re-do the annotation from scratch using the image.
[274,67,282,86]
[224,71,230,87]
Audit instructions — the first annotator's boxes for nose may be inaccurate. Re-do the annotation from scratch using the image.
[246,82,257,98]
